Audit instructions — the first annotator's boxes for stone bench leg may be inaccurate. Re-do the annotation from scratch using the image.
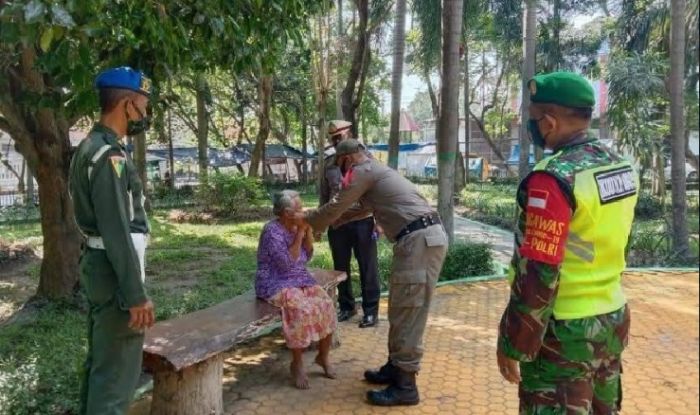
[150,356,223,415]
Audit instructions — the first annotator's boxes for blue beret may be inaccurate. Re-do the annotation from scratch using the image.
[95,66,151,96]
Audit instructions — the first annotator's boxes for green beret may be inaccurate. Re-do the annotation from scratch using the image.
[528,71,595,108]
[335,139,361,156]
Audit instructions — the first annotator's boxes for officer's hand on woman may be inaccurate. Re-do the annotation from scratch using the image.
[497,350,521,384]
[129,300,155,330]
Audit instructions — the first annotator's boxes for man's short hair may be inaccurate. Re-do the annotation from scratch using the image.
[99,88,136,113]
[534,102,593,122]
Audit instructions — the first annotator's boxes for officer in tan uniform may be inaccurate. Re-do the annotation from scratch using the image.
[321,120,380,327]
[300,139,448,406]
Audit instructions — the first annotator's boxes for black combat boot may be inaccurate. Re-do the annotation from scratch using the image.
[363,360,396,384]
[366,368,419,406]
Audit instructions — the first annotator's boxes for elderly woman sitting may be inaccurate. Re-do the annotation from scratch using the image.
[255,190,337,389]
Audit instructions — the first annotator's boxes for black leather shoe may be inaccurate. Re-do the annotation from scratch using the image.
[364,360,396,384]
[359,314,378,328]
[366,368,420,406]
[337,309,357,322]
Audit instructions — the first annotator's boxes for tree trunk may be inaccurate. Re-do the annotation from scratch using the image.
[336,0,344,120]
[426,72,440,119]
[301,103,309,184]
[464,38,471,184]
[133,130,147,192]
[150,356,224,415]
[26,164,34,206]
[388,0,407,170]
[196,75,209,183]
[670,0,689,259]
[341,0,369,137]
[33,129,82,300]
[437,0,463,245]
[652,151,666,197]
[519,0,537,179]
[167,106,175,189]
[552,0,562,71]
[249,75,273,178]
[0,47,81,300]
[454,151,466,193]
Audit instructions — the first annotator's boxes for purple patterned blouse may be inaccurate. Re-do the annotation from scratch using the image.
[255,220,316,300]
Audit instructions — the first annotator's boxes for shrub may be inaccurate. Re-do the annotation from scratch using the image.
[634,193,664,220]
[488,176,519,186]
[439,242,494,281]
[198,173,266,215]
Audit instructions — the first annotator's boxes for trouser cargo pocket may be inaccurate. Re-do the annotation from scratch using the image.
[390,269,427,308]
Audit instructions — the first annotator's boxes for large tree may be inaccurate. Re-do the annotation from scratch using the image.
[670,0,689,259]
[387,0,407,169]
[437,0,464,244]
[340,0,392,137]
[0,0,321,301]
[519,0,537,179]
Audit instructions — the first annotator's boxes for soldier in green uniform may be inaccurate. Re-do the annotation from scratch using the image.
[298,139,448,406]
[496,72,638,414]
[69,66,155,415]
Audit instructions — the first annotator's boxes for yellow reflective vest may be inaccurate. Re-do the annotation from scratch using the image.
[510,141,639,320]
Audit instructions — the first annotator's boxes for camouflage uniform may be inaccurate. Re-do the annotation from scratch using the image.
[498,135,633,415]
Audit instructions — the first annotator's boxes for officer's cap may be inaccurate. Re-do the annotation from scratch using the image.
[335,139,362,157]
[328,120,352,137]
[95,66,152,96]
[528,72,594,108]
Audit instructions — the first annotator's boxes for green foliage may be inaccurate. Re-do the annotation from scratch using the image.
[484,108,517,141]
[627,215,700,267]
[407,89,435,124]
[440,242,494,281]
[0,0,323,128]
[0,205,40,224]
[459,183,518,231]
[151,185,197,209]
[0,303,85,415]
[607,51,670,170]
[634,192,665,220]
[198,172,266,214]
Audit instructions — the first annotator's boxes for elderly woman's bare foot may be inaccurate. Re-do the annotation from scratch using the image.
[290,361,310,389]
[314,354,337,379]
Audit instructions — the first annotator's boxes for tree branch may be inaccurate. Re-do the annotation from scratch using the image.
[468,107,511,171]
[170,95,199,136]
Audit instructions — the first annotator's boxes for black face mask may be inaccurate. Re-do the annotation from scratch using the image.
[125,101,151,136]
[527,116,548,149]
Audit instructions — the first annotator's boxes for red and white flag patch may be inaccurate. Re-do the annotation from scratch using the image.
[527,189,549,210]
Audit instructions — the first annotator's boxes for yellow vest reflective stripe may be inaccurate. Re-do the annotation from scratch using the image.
[530,157,638,319]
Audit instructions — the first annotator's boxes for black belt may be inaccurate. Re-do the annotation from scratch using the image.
[395,213,441,241]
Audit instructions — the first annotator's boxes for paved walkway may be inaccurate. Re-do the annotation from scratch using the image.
[130,271,698,415]
[453,216,514,268]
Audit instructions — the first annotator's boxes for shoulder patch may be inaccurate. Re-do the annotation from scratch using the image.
[594,166,637,204]
[110,155,125,178]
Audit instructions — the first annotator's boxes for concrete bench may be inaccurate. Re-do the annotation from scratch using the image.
[142,269,346,415]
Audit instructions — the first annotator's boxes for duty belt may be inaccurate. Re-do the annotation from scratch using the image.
[86,234,147,250]
[394,213,441,241]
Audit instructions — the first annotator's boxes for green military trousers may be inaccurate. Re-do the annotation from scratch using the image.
[388,224,448,373]
[519,305,630,415]
[79,248,144,415]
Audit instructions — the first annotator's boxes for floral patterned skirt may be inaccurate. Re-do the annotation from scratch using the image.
[268,285,337,349]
